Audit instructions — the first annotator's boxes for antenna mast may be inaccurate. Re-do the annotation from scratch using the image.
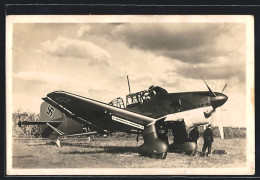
[127,75,131,94]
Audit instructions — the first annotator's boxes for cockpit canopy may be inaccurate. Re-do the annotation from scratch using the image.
[126,86,168,106]
[109,86,168,108]
[108,97,125,109]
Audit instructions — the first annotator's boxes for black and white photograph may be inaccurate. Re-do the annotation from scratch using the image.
[6,15,255,175]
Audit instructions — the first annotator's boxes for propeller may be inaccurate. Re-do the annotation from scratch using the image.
[201,78,227,139]
[217,83,228,139]
[202,77,228,109]
[201,77,216,97]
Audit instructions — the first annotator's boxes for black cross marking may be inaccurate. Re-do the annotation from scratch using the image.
[45,104,55,118]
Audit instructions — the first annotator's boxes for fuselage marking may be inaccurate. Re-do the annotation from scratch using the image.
[112,115,144,130]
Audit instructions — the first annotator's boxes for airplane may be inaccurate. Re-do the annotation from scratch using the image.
[18,77,228,159]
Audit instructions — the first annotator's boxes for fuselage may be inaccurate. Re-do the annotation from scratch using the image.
[106,86,228,130]
[125,91,228,119]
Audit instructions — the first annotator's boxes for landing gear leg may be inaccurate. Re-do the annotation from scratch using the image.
[139,125,169,159]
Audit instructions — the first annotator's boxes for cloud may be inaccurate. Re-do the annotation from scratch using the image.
[78,23,246,82]
[77,25,91,38]
[77,24,121,39]
[109,23,245,83]
[168,51,246,83]
[41,36,111,66]
[13,93,43,113]
[112,23,245,64]
[113,24,219,51]
[174,62,245,82]
[13,71,114,99]
[12,71,72,112]
[13,71,68,85]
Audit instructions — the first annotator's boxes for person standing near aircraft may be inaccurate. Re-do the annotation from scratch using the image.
[157,125,169,145]
[202,124,214,157]
[188,126,200,156]
[189,126,200,146]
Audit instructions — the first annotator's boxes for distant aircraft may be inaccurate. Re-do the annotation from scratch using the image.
[18,77,228,159]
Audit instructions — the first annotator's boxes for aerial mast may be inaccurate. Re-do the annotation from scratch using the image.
[127,75,131,94]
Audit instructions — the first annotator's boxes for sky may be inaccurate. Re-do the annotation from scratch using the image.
[10,17,252,127]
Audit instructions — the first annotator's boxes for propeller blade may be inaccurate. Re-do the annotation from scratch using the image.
[210,109,224,139]
[201,77,216,97]
[221,84,227,93]
[219,124,224,140]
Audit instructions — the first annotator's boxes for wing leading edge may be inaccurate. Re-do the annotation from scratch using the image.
[43,91,157,131]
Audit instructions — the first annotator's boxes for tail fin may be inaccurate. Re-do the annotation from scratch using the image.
[40,102,84,139]
[40,102,66,139]
[18,102,86,139]
[40,102,64,122]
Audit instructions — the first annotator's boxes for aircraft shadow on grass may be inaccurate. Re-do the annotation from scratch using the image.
[61,146,138,155]
[26,141,227,157]
[26,142,139,154]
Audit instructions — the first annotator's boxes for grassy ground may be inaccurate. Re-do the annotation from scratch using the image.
[12,137,246,169]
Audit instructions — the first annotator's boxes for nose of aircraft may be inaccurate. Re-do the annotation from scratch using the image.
[210,93,228,109]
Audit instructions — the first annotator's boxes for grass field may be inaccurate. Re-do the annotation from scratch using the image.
[12,136,246,169]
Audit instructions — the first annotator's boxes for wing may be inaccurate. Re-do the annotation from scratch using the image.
[43,91,157,132]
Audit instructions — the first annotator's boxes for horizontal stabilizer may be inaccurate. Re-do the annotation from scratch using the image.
[18,120,62,127]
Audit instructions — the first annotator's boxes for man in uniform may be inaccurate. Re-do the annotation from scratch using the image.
[189,126,200,146]
[202,124,214,157]
[157,125,169,145]
[189,126,200,155]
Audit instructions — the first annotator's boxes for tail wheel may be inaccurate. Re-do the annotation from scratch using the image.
[150,152,167,159]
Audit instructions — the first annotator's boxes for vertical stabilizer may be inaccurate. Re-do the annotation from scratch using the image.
[39,101,84,139]
[40,102,63,121]
[39,102,65,139]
